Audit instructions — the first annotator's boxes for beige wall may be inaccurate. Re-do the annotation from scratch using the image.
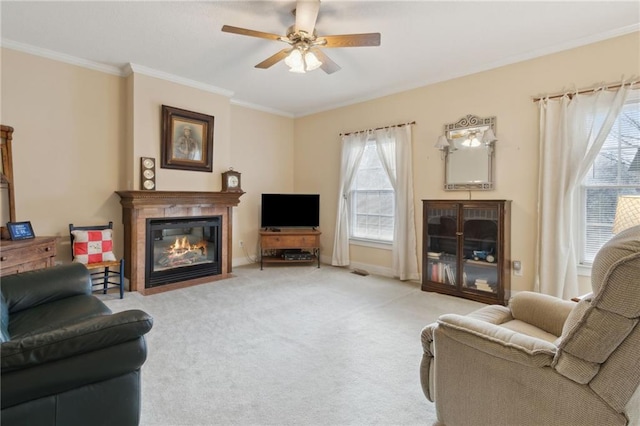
[1,48,126,260]
[230,104,295,264]
[130,72,232,191]
[294,32,640,294]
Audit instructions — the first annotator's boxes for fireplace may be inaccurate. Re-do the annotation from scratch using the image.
[116,191,243,295]
[146,216,222,289]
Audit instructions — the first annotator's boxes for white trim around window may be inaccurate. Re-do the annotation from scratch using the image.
[349,237,393,250]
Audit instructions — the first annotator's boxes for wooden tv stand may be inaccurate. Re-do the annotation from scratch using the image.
[259,229,321,269]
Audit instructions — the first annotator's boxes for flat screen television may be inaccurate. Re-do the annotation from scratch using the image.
[261,193,320,229]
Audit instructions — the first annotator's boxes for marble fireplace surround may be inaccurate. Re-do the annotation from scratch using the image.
[116,191,243,295]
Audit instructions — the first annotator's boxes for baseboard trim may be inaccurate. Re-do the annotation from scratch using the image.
[234,254,411,282]
[177,256,404,277]
[232,256,256,268]
[320,254,395,278]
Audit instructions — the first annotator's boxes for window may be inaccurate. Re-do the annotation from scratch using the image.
[580,97,640,265]
[350,139,394,242]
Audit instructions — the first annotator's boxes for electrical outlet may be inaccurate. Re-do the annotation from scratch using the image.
[513,260,522,276]
[239,240,244,247]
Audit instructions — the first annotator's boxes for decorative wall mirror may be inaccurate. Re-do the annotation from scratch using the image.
[438,114,497,190]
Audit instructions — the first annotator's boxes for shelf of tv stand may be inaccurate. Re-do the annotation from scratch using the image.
[259,228,321,270]
[260,254,319,265]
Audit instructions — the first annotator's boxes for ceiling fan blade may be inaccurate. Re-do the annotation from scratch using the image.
[255,49,291,69]
[310,48,341,74]
[320,33,381,48]
[221,25,283,41]
[295,0,320,35]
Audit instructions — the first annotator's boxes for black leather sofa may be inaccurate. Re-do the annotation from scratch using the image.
[1,263,153,426]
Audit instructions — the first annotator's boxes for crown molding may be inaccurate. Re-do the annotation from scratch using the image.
[124,63,234,98]
[296,23,640,117]
[230,99,293,118]
[2,38,291,117]
[0,38,123,76]
[125,64,293,117]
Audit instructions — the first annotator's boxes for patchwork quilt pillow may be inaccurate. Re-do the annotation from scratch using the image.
[71,229,117,264]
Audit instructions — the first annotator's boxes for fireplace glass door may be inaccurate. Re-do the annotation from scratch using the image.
[146,216,222,288]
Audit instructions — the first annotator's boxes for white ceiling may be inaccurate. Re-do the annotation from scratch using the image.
[1,1,639,117]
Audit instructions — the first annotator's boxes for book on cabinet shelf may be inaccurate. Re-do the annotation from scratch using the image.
[430,262,455,284]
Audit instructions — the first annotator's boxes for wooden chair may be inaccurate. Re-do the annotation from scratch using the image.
[69,221,124,299]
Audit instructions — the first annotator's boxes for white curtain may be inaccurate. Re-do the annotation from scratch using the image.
[331,126,419,281]
[374,126,419,280]
[331,131,369,266]
[536,86,630,298]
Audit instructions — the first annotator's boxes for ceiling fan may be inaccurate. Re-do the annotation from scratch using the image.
[221,0,381,74]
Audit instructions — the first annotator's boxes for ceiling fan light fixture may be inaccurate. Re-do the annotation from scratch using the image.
[285,48,304,69]
[304,51,322,71]
[289,63,306,73]
[289,64,306,73]
[284,46,322,73]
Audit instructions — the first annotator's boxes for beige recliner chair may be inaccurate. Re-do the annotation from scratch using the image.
[421,226,640,426]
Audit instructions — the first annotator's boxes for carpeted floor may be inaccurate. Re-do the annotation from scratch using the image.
[103,263,484,426]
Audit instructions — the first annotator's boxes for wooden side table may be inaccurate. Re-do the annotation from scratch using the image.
[0,236,58,277]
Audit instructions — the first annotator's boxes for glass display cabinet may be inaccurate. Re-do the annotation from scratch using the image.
[422,199,511,305]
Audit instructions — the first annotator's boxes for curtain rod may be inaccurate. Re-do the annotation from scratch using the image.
[532,80,639,102]
[339,121,416,136]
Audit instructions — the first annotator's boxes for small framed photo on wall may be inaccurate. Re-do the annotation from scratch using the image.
[161,105,214,172]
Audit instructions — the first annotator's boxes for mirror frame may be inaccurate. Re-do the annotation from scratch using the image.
[443,114,496,191]
[1,125,16,240]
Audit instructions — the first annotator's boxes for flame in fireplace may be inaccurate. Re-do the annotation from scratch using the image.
[169,237,208,257]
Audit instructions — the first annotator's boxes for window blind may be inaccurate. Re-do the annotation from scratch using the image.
[582,100,640,263]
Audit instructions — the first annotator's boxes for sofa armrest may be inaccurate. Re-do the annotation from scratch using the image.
[1,309,153,373]
[436,313,557,368]
[509,291,576,337]
[420,323,437,402]
[1,264,91,313]
[465,304,513,325]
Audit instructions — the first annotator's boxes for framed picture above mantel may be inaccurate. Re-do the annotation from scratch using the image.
[161,105,214,172]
